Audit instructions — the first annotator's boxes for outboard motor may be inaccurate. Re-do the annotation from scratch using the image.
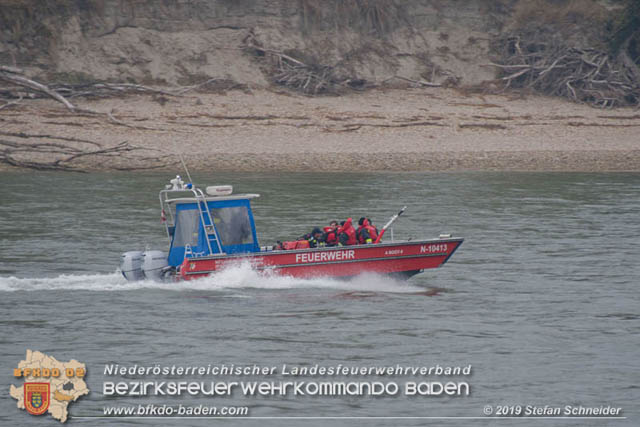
[142,250,169,281]
[120,251,144,281]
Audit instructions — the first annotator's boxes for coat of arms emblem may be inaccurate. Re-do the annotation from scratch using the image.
[24,383,50,416]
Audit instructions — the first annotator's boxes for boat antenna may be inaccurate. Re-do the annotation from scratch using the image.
[179,154,194,184]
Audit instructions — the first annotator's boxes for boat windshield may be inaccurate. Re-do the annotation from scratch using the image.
[212,206,253,246]
[173,209,200,248]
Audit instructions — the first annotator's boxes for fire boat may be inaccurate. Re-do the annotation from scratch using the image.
[120,176,463,282]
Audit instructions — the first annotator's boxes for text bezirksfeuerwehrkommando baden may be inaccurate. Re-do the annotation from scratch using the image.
[104,363,471,377]
[103,380,469,397]
[103,364,472,397]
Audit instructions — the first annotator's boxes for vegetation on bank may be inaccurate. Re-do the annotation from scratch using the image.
[487,0,640,107]
[0,0,638,106]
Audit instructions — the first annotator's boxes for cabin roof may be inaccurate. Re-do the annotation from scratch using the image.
[166,194,260,205]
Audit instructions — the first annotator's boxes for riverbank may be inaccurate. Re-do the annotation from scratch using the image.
[1,87,639,172]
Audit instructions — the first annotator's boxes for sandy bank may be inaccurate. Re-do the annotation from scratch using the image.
[1,88,639,172]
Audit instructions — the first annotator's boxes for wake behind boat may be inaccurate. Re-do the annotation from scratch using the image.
[120,176,463,282]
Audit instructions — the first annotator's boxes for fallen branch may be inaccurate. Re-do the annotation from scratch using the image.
[0,136,173,171]
[384,75,441,87]
[0,69,76,111]
[0,65,24,74]
[459,123,507,130]
[242,31,366,95]
[325,121,445,132]
[489,29,640,107]
[0,67,247,104]
[0,130,102,146]
[172,78,238,95]
[0,94,22,111]
[52,141,133,166]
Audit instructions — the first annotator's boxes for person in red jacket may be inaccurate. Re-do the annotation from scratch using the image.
[357,217,378,244]
[338,218,357,246]
[323,220,339,246]
[367,218,379,242]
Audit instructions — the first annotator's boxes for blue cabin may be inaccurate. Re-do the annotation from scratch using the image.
[160,182,260,266]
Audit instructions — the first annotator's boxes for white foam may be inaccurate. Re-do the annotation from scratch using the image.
[184,262,423,293]
[0,262,423,293]
[0,272,147,292]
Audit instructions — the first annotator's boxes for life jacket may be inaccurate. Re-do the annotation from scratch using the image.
[338,218,357,246]
[279,240,309,250]
[324,226,338,246]
[365,221,378,244]
[295,240,310,249]
[357,219,378,244]
[368,224,379,243]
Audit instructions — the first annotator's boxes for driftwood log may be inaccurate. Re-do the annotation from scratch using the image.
[0,68,178,171]
[489,30,640,108]
[243,31,367,95]
[0,131,172,172]
[0,68,186,105]
[1,66,76,110]
[1,71,246,109]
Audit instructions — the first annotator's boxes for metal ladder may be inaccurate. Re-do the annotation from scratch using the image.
[193,188,224,255]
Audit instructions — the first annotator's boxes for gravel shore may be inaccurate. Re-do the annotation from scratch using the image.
[1,87,639,172]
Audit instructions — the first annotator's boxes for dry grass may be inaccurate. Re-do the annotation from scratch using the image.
[298,0,403,35]
[512,0,609,29]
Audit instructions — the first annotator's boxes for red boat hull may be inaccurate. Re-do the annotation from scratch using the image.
[179,238,463,280]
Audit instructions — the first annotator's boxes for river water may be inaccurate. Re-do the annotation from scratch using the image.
[1,171,638,426]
